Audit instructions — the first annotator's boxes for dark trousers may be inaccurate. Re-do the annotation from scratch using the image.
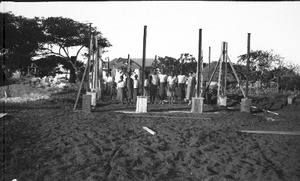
[149,84,157,103]
[178,83,185,100]
[133,88,139,103]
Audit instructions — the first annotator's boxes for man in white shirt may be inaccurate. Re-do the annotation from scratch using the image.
[149,70,159,104]
[177,71,186,101]
[158,70,168,104]
[106,72,113,97]
[133,74,139,104]
[167,71,177,104]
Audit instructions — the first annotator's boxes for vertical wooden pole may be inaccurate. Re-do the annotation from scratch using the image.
[154,55,157,69]
[141,25,147,96]
[94,36,98,90]
[107,57,110,75]
[127,54,130,73]
[200,50,203,97]
[86,23,92,91]
[246,33,251,98]
[208,46,211,79]
[197,29,202,98]
[224,42,228,96]
[90,42,95,89]
[217,43,223,98]
[99,46,103,99]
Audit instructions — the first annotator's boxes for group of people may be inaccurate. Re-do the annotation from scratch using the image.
[106,69,198,105]
[106,71,139,104]
[143,70,197,105]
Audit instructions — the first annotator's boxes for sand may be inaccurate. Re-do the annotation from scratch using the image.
[1,91,299,181]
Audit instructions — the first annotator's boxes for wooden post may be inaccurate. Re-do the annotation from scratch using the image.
[208,46,211,79]
[246,33,251,98]
[196,29,202,98]
[191,29,204,113]
[200,50,204,96]
[99,47,103,99]
[94,35,98,90]
[217,46,223,99]
[97,35,103,100]
[141,25,147,96]
[136,25,148,113]
[127,54,130,73]
[86,23,92,91]
[241,33,252,112]
[107,57,110,75]
[223,42,228,96]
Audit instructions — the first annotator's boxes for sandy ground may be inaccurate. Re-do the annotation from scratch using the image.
[1,90,300,181]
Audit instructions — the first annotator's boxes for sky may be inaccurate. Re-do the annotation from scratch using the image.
[1,1,300,66]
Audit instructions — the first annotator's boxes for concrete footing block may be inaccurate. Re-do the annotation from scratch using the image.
[217,96,227,106]
[191,97,204,113]
[136,96,148,113]
[86,91,97,106]
[287,95,296,105]
[241,98,252,113]
[82,94,91,113]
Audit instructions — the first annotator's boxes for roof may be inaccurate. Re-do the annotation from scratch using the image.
[131,58,156,68]
[109,58,156,69]
[109,58,141,70]
[202,61,236,82]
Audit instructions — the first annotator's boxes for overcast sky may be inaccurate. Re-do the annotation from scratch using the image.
[1,1,300,66]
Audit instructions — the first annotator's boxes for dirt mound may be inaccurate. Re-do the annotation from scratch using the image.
[0,84,48,97]
[252,95,288,110]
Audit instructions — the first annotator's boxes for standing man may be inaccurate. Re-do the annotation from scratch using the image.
[177,71,186,102]
[126,71,134,105]
[186,71,196,105]
[149,69,159,104]
[167,71,177,104]
[158,69,168,104]
[144,73,150,97]
[133,74,139,104]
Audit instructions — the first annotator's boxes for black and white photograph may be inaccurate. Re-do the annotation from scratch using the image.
[1,1,300,180]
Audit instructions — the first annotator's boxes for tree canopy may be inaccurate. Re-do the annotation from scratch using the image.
[1,12,44,75]
[1,12,112,83]
[38,16,111,82]
[237,49,300,91]
[154,54,200,76]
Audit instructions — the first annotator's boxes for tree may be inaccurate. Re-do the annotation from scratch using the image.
[237,50,285,89]
[155,56,181,75]
[0,12,45,75]
[39,17,111,83]
[154,54,199,75]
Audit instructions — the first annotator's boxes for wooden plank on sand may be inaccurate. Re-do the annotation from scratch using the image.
[128,115,212,120]
[0,113,7,118]
[239,130,300,136]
